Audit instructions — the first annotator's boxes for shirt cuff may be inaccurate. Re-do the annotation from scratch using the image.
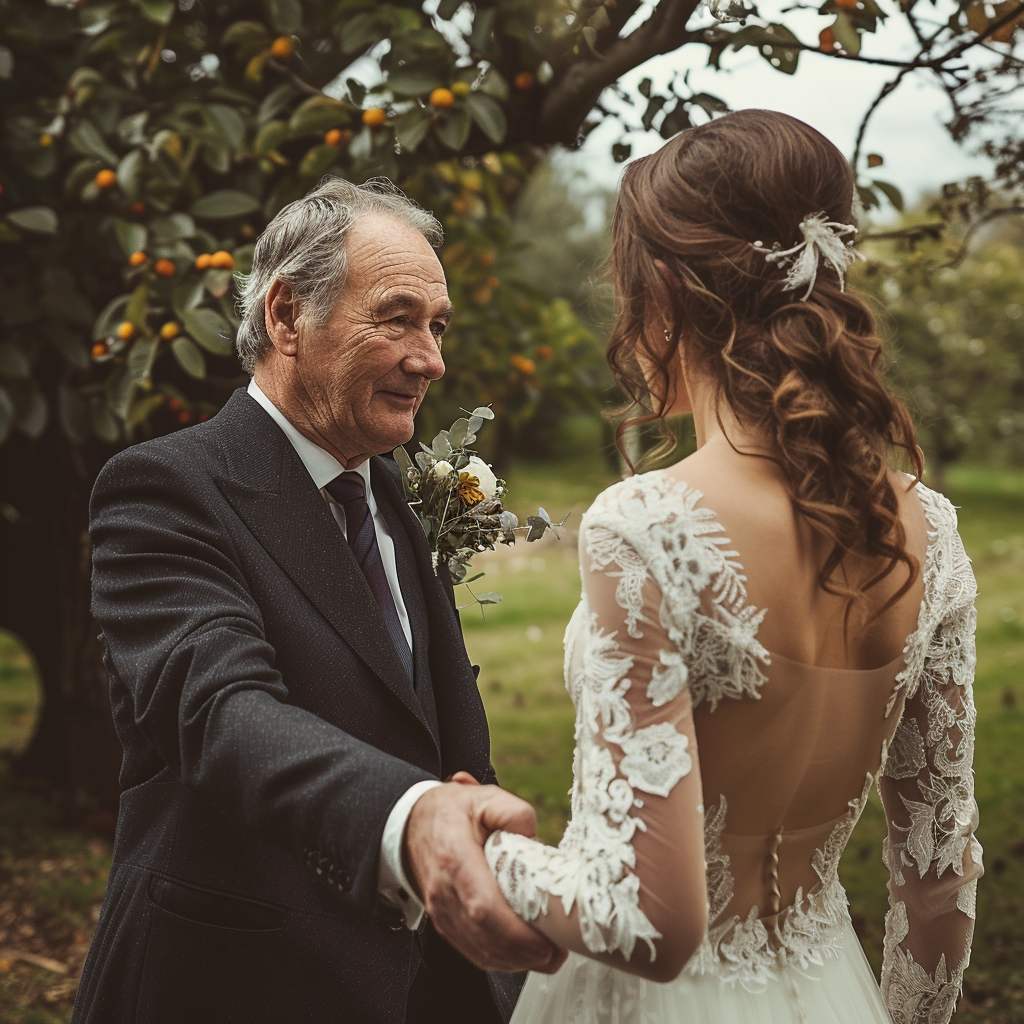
[378,780,442,930]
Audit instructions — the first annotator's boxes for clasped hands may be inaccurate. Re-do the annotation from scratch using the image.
[404,772,567,975]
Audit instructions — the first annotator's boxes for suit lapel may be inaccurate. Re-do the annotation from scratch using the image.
[211,391,427,733]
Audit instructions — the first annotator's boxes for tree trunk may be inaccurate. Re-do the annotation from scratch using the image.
[2,430,120,829]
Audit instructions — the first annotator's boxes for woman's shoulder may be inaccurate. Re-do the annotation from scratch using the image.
[582,469,713,534]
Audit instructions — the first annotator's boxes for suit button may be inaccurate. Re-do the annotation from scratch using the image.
[338,872,352,892]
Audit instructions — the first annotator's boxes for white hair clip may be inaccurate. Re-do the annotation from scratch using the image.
[752,212,866,301]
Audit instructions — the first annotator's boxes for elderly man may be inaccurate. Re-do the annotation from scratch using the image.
[72,178,563,1024]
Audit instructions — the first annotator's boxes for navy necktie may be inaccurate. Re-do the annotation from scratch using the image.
[325,471,414,684]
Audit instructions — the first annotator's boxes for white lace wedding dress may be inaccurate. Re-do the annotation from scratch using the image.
[485,472,982,1024]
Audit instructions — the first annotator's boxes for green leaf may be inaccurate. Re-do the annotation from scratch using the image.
[386,69,443,97]
[466,93,507,144]
[116,149,145,199]
[0,343,29,378]
[127,337,158,384]
[93,294,130,339]
[172,281,205,315]
[58,384,91,443]
[16,387,47,440]
[258,84,298,125]
[265,0,302,33]
[255,119,290,155]
[437,0,463,18]
[394,109,431,153]
[204,104,247,150]
[190,189,261,219]
[128,394,164,429]
[832,13,862,56]
[611,142,632,163]
[0,386,13,445]
[436,108,470,151]
[289,95,350,134]
[149,213,196,240]
[339,11,387,54]
[69,119,119,164]
[92,400,120,444]
[125,283,149,327]
[641,95,668,131]
[113,218,147,259]
[7,206,58,235]
[172,336,207,378]
[179,307,234,355]
[298,143,339,179]
[137,0,175,26]
[872,178,904,212]
[856,183,880,211]
[223,20,271,47]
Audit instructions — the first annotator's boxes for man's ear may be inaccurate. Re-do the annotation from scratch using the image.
[265,280,299,356]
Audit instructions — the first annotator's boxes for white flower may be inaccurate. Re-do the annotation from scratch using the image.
[464,456,497,499]
[432,460,455,481]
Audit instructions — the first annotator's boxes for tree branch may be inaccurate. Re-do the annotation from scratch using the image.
[266,58,325,98]
[537,0,702,143]
[943,205,1024,266]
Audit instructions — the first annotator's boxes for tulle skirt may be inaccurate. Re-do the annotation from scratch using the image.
[509,920,892,1024]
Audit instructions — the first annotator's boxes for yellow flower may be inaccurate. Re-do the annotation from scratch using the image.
[457,472,485,506]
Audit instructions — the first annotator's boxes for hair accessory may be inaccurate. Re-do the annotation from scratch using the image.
[752,212,866,301]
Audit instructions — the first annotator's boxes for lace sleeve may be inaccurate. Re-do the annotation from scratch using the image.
[484,523,708,982]
[877,513,983,1024]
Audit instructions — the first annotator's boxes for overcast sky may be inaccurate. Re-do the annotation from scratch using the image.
[560,0,996,216]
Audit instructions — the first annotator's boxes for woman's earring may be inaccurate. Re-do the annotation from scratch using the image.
[664,329,672,343]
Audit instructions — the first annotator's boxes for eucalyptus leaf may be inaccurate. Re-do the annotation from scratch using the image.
[448,418,471,448]
[475,592,502,605]
[393,443,414,481]
[470,406,494,420]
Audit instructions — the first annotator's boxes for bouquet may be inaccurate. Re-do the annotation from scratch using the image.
[393,407,563,608]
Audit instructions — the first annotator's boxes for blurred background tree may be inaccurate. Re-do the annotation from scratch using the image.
[0,0,1022,815]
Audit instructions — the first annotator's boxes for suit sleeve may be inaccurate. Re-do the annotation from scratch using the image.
[90,443,435,912]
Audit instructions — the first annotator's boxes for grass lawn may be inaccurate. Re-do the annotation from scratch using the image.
[0,448,1021,1022]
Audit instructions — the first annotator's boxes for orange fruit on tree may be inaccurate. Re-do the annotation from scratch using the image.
[537,344,554,361]
[116,321,135,340]
[91,342,108,359]
[211,250,234,269]
[324,128,343,145]
[178,410,192,425]
[451,82,471,97]
[130,201,145,215]
[429,87,455,108]
[39,133,54,147]
[195,253,213,270]
[154,258,176,277]
[835,0,859,8]
[486,275,499,289]
[270,36,294,58]
[362,108,387,127]
[129,251,147,267]
[95,169,116,189]
[514,71,535,90]
[159,321,180,340]
[819,26,837,51]
[479,251,495,267]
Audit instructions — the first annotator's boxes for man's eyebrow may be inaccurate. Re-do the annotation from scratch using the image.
[374,292,454,323]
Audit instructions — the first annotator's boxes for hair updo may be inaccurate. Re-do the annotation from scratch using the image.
[607,108,923,615]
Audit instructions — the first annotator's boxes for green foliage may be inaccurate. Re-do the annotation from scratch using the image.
[859,231,1024,475]
[0,0,604,453]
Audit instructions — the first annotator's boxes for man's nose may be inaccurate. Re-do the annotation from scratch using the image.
[404,331,445,381]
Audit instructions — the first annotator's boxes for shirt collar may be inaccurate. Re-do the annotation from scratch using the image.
[247,378,373,497]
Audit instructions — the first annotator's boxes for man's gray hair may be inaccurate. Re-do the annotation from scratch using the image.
[234,177,444,375]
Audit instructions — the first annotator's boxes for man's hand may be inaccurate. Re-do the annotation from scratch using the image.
[405,774,567,975]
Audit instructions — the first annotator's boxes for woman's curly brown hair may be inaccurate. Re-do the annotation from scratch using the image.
[607,109,923,618]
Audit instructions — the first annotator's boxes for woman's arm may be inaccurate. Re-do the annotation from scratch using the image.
[485,524,707,982]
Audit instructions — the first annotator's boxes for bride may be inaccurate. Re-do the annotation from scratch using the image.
[482,109,982,1024]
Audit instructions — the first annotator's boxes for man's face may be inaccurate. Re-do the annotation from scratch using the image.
[290,213,450,463]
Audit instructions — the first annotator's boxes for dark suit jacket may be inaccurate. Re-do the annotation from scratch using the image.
[72,389,522,1024]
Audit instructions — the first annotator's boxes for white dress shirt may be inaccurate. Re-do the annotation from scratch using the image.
[247,379,439,928]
